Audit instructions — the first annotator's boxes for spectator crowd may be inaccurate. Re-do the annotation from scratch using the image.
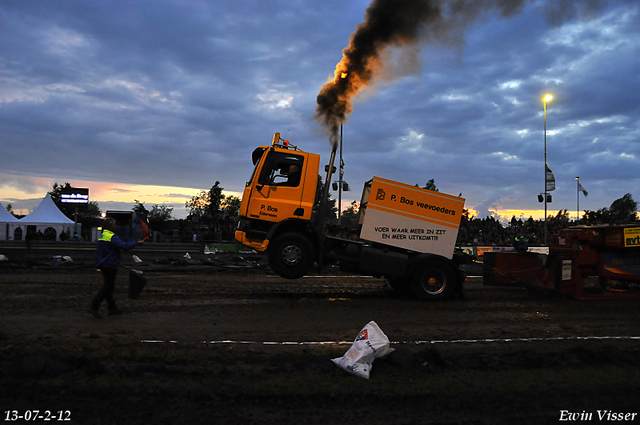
[456,212,572,247]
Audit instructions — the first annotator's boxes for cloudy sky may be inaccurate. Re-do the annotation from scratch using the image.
[1,0,639,220]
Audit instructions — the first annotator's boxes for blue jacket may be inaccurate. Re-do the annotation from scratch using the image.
[96,229,138,269]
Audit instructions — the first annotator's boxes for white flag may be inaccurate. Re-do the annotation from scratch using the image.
[545,164,555,191]
[578,182,588,197]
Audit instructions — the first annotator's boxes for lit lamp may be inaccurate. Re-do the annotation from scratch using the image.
[542,94,553,245]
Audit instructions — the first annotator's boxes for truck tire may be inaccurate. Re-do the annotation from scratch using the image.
[268,232,315,279]
[411,259,456,300]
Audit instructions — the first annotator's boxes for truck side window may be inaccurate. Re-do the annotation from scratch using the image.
[247,147,267,187]
[258,152,304,187]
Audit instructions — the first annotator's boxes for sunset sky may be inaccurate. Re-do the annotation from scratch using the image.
[1,0,638,221]
[0,172,238,218]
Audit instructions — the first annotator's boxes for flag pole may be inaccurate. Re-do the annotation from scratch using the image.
[575,176,579,223]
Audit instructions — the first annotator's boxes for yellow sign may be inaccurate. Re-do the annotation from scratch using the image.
[624,227,640,247]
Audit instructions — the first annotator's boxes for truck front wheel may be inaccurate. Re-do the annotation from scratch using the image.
[411,259,455,300]
[268,232,315,279]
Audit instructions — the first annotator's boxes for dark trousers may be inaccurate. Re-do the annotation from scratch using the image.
[92,267,118,310]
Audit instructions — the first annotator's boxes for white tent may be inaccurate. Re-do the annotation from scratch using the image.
[12,194,78,241]
[0,201,19,241]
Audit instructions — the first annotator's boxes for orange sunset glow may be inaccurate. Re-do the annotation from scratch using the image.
[0,173,240,219]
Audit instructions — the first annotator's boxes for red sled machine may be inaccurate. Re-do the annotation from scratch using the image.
[484,225,640,299]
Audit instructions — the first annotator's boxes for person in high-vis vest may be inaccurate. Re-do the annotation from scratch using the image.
[87,217,144,318]
[513,235,528,254]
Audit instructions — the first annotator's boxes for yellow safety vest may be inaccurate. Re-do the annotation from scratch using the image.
[99,229,114,242]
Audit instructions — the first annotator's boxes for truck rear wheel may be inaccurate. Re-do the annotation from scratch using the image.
[411,259,455,300]
[268,232,315,279]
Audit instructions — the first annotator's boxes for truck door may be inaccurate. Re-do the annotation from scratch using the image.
[245,149,307,223]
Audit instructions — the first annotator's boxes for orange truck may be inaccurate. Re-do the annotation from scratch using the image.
[235,133,468,299]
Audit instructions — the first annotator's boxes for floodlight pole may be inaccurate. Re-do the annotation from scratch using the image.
[544,100,548,245]
[542,94,553,245]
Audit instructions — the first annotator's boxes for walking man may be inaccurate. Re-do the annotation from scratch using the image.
[87,217,144,318]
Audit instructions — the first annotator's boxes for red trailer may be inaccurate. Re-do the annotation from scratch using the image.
[484,225,640,299]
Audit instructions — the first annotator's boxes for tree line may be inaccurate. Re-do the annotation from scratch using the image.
[339,181,640,246]
[4,180,638,245]
[38,182,242,242]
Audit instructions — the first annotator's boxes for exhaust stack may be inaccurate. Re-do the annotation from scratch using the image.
[315,143,338,232]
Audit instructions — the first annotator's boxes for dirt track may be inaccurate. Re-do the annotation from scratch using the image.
[1,248,640,424]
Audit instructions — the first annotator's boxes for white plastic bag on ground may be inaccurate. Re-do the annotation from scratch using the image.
[332,321,394,379]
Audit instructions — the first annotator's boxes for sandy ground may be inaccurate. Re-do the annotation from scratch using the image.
[1,245,640,424]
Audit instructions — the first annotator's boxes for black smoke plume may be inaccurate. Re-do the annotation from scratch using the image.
[314,0,605,147]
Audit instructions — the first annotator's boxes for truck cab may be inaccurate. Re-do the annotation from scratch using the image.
[235,133,320,255]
